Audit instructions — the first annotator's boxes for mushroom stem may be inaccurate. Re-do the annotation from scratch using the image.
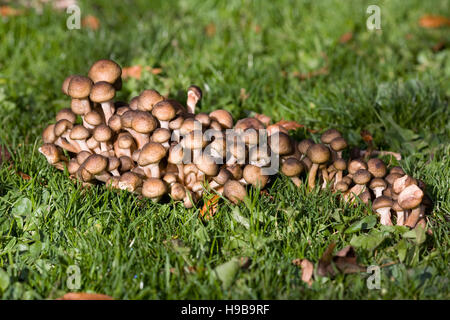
[405,205,424,228]
[308,163,319,191]
[124,128,149,150]
[396,210,405,226]
[373,187,384,198]
[321,167,329,189]
[376,207,393,226]
[101,101,115,124]
[290,176,302,187]
[142,164,160,179]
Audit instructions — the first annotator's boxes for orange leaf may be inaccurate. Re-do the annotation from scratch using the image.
[82,15,100,30]
[419,15,450,28]
[274,119,304,131]
[17,171,31,180]
[292,258,314,286]
[0,6,24,17]
[339,32,353,44]
[253,113,272,126]
[58,292,114,300]
[200,195,220,219]
[205,23,216,37]
[360,130,373,144]
[0,145,11,164]
[122,65,143,79]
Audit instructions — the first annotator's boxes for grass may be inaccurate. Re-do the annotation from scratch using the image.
[0,0,449,299]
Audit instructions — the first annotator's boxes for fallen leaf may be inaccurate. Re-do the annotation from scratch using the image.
[200,195,220,219]
[0,6,24,17]
[122,66,163,79]
[317,243,366,277]
[292,259,314,286]
[58,292,113,300]
[360,129,373,145]
[339,32,353,44]
[419,15,450,28]
[273,120,305,131]
[253,113,272,126]
[82,15,100,30]
[205,23,216,37]
[0,145,11,164]
[253,25,262,33]
[16,171,31,180]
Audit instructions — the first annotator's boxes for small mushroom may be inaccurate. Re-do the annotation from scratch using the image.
[82,154,110,183]
[70,125,91,152]
[38,143,67,170]
[55,108,77,124]
[333,158,347,187]
[152,100,177,129]
[392,175,417,194]
[208,167,232,190]
[392,201,406,226]
[142,178,167,202]
[281,158,304,186]
[242,164,269,189]
[209,109,234,129]
[372,196,394,226]
[118,172,142,192]
[306,143,330,191]
[345,169,371,202]
[88,59,122,84]
[367,158,387,178]
[186,85,202,114]
[195,153,219,182]
[85,110,104,130]
[93,124,113,155]
[137,89,164,112]
[223,180,247,204]
[151,128,172,149]
[398,184,424,228]
[138,142,167,178]
[330,137,347,159]
[90,81,116,124]
[369,178,387,198]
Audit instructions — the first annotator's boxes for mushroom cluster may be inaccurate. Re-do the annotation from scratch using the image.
[39,59,430,230]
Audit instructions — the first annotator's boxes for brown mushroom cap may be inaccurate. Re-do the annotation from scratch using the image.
[152,100,177,122]
[212,168,232,185]
[138,142,166,166]
[68,158,80,175]
[76,151,92,165]
[168,145,184,165]
[187,85,202,100]
[180,118,202,136]
[131,111,158,134]
[320,129,342,144]
[372,195,393,210]
[88,59,122,84]
[39,143,61,164]
[183,130,206,149]
[333,158,347,171]
[234,117,265,131]
[398,184,424,209]
[195,154,219,176]
[209,109,233,129]
[89,81,115,103]
[226,164,243,180]
[118,156,134,172]
[54,119,73,137]
[62,75,75,96]
[93,124,112,143]
[243,164,268,188]
[117,133,135,149]
[85,110,103,127]
[194,113,211,127]
[142,178,167,199]
[348,159,367,175]
[107,156,120,172]
[307,143,330,164]
[269,132,293,155]
[71,98,91,115]
[335,181,349,192]
[390,166,406,176]
[169,116,185,130]
[281,158,304,177]
[330,137,348,152]
[70,125,90,140]
[137,89,164,112]
[151,128,171,144]
[42,124,57,144]
[369,178,387,190]
[56,108,77,123]
[223,180,247,204]
[393,175,417,194]
[68,76,93,99]
[118,172,142,192]
[353,169,372,185]
[367,158,387,178]
[342,175,353,186]
[392,201,403,212]
[297,139,314,155]
[83,154,108,175]
[385,172,403,186]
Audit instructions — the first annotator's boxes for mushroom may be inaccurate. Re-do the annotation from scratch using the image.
[70,125,91,152]
[248,145,271,168]
[142,178,167,202]
[183,164,199,189]
[107,156,121,176]
[186,85,202,114]
[281,158,304,187]
[55,108,77,124]
[358,190,372,205]
[118,172,142,192]
[118,156,135,173]
[194,112,211,129]
[392,175,417,194]
[169,116,185,142]
[169,182,187,201]
[89,81,116,124]
[82,154,110,183]
[306,143,330,191]
[345,169,371,202]
[367,158,387,178]
[85,110,104,130]
[168,144,185,182]
[392,201,406,226]
[372,196,394,226]
[390,166,405,176]
[93,124,113,155]
[54,119,81,153]
[208,167,232,190]
[137,89,164,112]
[67,158,80,175]
[138,142,167,178]
[384,172,403,187]
[38,143,67,170]
[182,130,206,164]
[62,75,76,96]
[123,110,157,149]
[151,128,172,149]
[333,158,347,187]
[320,129,342,160]
[88,59,122,84]
[152,100,176,129]
[297,139,314,160]
[269,132,293,157]
[42,123,78,153]
[347,159,367,179]
[335,181,349,193]
[330,137,347,159]
[398,184,424,228]
[209,109,234,130]
[226,164,243,181]
[223,180,247,204]
[226,134,247,165]
[369,178,387,198]
[195,153,219,182]
[242,164,268,189]
[68,76,93,123]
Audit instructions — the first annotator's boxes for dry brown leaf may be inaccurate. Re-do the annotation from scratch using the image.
[339,32,353,44]
[82,15,100,30]
[317,243,366,277]
[254,25,262,33]
[0,6,24,17]
[419,15,450,28]
[292,258,314,286]
[253,113,272,126]
[122,66,162,79]
[17,171,31,180]
[273,120,305,131]
[0,145,11,164]
[205,23,216,37]
[58,292,113,300]
[200,194,220,219]
[239,88,249,102]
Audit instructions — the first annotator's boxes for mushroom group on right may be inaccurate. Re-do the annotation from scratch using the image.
[39,59,432,232]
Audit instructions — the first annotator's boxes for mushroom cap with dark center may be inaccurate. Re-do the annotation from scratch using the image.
[306,143,330,164]
[212,168,232,185]
[142,178,167,199]
[330,137,348,152]
[56,108,77,123]
[398,184,423,209]
[68,76,93,99]
[333,158,347,171]
[138,142,167,166]
[226,164,243,180]
[120,110,137,129]
[195,154,219,176]
[385,172,402,186]
[137,89,164,112]
[209,109,233,129]
[89,81,115,103]
[83,154,108,175]
[93,124,112,143]
[42,124,56,143]
[243,164,268,188]
[369,178,387,190]
[335,181,349,192]
[88,59,122,84]
[76,151,92,164]
[70,125,90,140]
[352,169,371,185]
[367,158,387,178]
[85,110,103,127]
[152,100,176,122]
[54,119,73,137]
[62,75,75,96]
[372,195,393,211]
[269,132,293,155]
[393,175,417,194]
[281,158,304,177]
[320,129,342,144]
[234,117,265,131]
[188,85,202,100]
[151,128,171,144]
[348,159,367,175]
[223,180,247,204]
[297,139,314,155]
[390,166,405,176]
[117,133,135,149]
[194,113,211,127]
[131,111,158,134]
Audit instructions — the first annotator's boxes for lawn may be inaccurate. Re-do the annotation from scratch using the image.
[0,0,449,299]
